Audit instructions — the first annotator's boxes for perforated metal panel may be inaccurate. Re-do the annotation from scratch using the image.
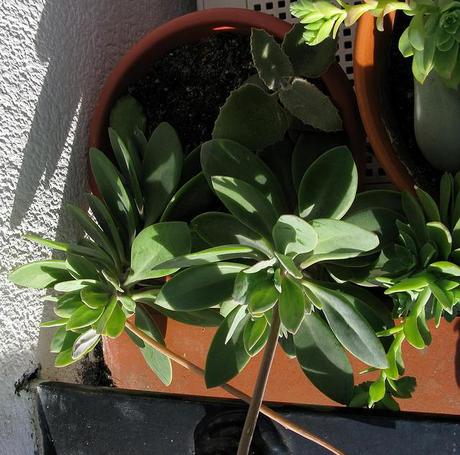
[197,0,391,188]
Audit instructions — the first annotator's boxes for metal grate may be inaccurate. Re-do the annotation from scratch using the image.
[197,0,391,188]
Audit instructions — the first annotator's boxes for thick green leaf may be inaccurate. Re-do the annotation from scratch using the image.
[369,374,386,406]
[243,317,268,353]
[258,139,297,212]
[66,305,105,331]
[201,139,287,214]
[275,253,303,279]
[404,287,431,349]
[155,262,246,311]
[205,307,251,388]
[105,303,126,338]
[211,176,279,240]
[323,282,393,332]
[87,194,126,263]
[298,146,357,220]
[426,222,451,260]
[385,273,432,294]
[279,333,296,358]
[305,282,388,368]
[9,260,71,289]
[415,187,441,222]
[50,326,68,353]
[251,28,294,90]
[279,274,305,333]
[81,286,111,309]
[429,260,460,277]
[54,279,98,292]
[148,305,223,327]
[233,270,279,315]
[279,78,342,132]
[118,295,136,313]
[126,305,172,386]
[54,293,83,318]
[23,234,69,252]
[282,23,337,78]
[143,122,183,225]
[300,219,379,268]
[348,190,403,216]
[225,306,249,344]
[126,222,190,284]
[402,192,428,247]
[65,254,99,281]
[108,128,143,213]
[157,245,261,269]
[72,329,101,360]
[160,173,216,223]
[191,212,272,256]
[440,173,454,226]
[54,331,80,367]
[291,131,346,191]
[109,95,146,149]
[69,241,116,274]
[181,145,202,183]
[273,215,318,256]
[213,84,289,150]
[430,281,455,312]
[344,207,401,248]
[89,148,138,244]
[294,312,354,404]
[41,318,69,328]
[67,204,120,269]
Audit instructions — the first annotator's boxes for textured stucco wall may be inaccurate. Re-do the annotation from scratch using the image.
[0,1,195,453]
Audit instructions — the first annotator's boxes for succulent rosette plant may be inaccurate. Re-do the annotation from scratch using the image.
[292,0,460,87]
[10,26,427,413]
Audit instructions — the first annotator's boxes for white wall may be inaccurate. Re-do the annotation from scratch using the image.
[0,1,195,453]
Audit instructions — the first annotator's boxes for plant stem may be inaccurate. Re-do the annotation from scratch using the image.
[124,320,343,455]
[236,309,280,455]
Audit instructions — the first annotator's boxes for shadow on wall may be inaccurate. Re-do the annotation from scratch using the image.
[9,0,195,238]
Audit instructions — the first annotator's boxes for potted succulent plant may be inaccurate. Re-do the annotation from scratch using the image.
[9,17,459,453]
[291,0,460,193]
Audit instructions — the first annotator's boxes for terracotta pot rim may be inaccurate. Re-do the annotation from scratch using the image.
[353,12,415,193]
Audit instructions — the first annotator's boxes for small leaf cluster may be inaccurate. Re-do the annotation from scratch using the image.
[291,0,460,87]
[377,175,460,348]
[8,96,217,383]
[212,25,340,152]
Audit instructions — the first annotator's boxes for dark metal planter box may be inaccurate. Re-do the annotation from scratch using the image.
[37,382,459,454]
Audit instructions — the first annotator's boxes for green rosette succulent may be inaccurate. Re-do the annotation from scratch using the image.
[9,96,219,383]
[291,0,460,87]
[377,174,460,342]
[400,1,460,86]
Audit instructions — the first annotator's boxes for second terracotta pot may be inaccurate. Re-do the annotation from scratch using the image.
[354,13,416,193]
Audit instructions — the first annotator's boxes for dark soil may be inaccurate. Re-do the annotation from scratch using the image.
[14,365,41,396]
[128,32,256,155]
[385,13,441,194]
[80,342,113,387]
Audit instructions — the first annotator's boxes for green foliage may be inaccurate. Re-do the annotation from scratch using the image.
[213,26,341,151]
[294,312,354,404]
[10,26,448,415]
[291,0,460,87]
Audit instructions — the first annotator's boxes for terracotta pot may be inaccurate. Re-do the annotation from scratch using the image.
[354,13,416,193]
[88,8,369,404]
